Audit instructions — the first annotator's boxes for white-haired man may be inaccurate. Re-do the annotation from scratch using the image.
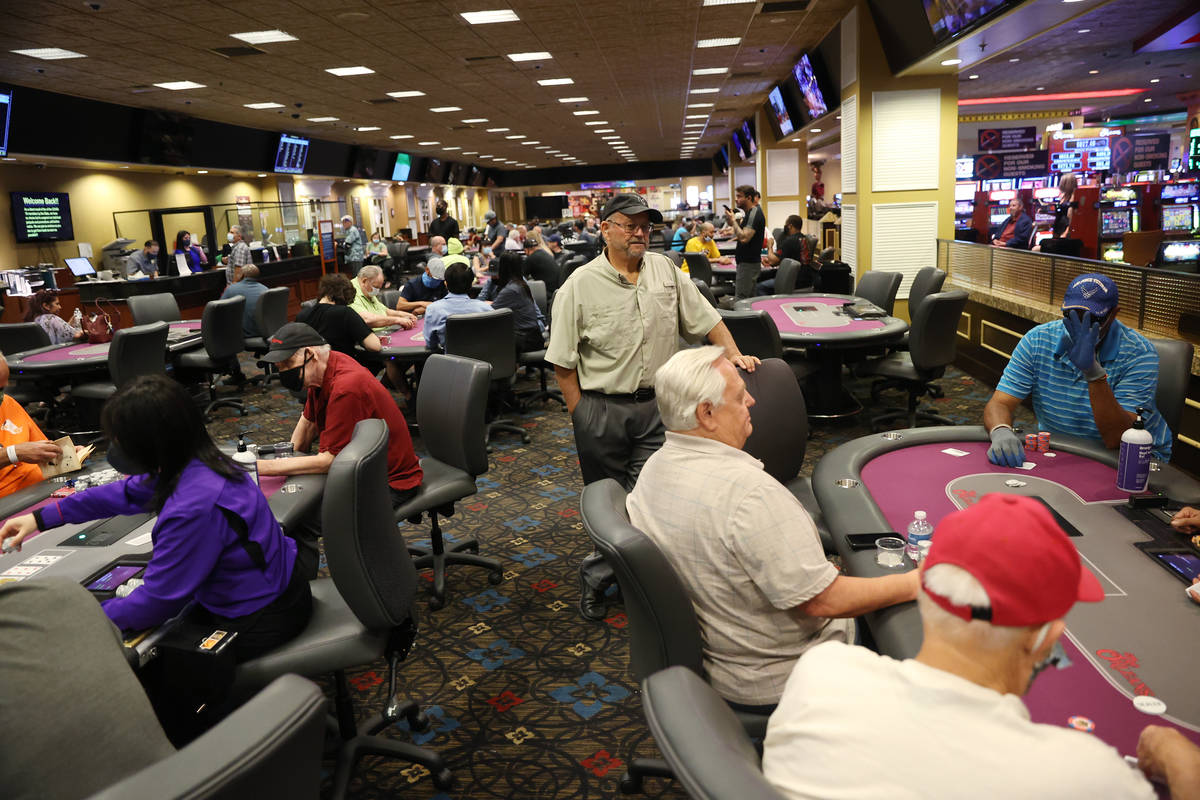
[762,493,1199,799]
[349,264,417,332]
[226,224,252,283]
[340,215,364,275]
[626,345,918,711]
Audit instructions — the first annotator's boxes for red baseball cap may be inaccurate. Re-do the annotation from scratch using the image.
[922,494,1105,627]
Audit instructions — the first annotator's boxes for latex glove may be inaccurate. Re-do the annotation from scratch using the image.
[987,426,1024,468]
[1063,311,1105,381]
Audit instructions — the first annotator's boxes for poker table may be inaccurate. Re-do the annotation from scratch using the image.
[377,319,430,363]
[6,321,204,377]
[734,294,909,418]
[814,425,1200,757]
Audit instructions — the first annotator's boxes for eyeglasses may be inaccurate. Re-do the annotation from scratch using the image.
[606,220,653,235]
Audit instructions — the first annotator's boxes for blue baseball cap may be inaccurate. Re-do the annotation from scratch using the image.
[1062,273,1119,316]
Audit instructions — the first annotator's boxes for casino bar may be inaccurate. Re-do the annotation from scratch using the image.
[1,1,1199,798]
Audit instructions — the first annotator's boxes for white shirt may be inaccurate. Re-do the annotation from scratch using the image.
[626,432,852,706]
[762,641,1155,800]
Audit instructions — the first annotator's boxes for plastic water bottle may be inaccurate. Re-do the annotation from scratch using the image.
[72,307,82,328]
[1117,407,1153,493]
[905,510,933,563]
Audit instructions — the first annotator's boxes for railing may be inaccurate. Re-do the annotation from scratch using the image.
[937,240,1200,346]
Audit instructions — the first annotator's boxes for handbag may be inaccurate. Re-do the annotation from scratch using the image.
[82,298,118,344]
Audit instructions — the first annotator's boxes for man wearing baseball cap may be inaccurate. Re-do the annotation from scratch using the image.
[984,272,1170,467]
[546,193,759,621]
[255,322,422,578]
[396,253,449,316]
[482,210,507,253]
[762,494,1195,799]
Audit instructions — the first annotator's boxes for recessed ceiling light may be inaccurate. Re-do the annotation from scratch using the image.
[197,170,209,174]
[573,110,600,115]
[244,102,284,109]
[507,51,551,61]
[230,30,297,44]
[487,127,510,132]
[461,10,520,24]
[684,122,706,127]
[1144,97,1152,102]
[686,114,709,119]
[690,88,720,94]
[940,58,962,66]
[326,66,374,76]
[355,126,381,132]
[967,74,979,80]
[697,37,741,48]
[419,140,439,145]
[429,106,461,112]
[154,80,206,90]
[387,90,425,98]
[390,134,413,139]
[1036,86,1045,91]
[1150,78,1160,83]
[306,116,339,122]
[692,67,729,75]
[558,96,589,103]
[1009,57,1020,63]
[11,48,86,60]
[593,129,616,133]
[810,128,821,133]
[442,146,461,151]
[688,103,715,108]
[584,121,609,126]
[480,154,495,158]
[1077,28,1090,33]
[1088,69,1099,75]
[256,173,267,177]
[461,118,488,123]
[538,78,574,86]
[505,134,526,139]
[463,151,478,155]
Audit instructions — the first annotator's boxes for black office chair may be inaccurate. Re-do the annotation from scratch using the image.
[517,280,565,410]
[641,667,788,800]
[854,270,903,315]
[1150,338,1194,444]
[563,255,587,280]
[71,321,170,404]
[819,259,852,294]
[299,298,317,312]
[856,289,969,430]
[88,674,326,800]
[444,309,529,445]
[0,322,50,355]
[244,287,290,386]
[580,479,770,794]
[394,354,504,609]
[771,227,783,243]
[380,288,401,310]
[176,296,247,418]
[664,250,685,269]
[1039,237,1084,257]
[233,419,452,797]
[127,293,182,326]
[683,253,732,300]
[717,309,783,360]
[692,278,719,309]
[893,267,946,352]
[773,258,804,295]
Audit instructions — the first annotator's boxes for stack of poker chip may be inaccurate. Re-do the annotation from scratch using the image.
[1037,431,1051,453]
[1024,433,1038,451]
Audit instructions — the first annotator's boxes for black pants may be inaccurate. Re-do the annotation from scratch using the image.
[199,561,314,662]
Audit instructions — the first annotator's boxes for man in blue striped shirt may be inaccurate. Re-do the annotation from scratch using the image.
[984,273,1171,466]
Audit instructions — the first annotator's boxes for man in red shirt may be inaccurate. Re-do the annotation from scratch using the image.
[991,196,1033,249]
[257,322,422,577]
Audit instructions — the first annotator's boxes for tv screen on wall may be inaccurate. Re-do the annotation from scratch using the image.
[921,0,1014,42]
[767,85,796,139]
[11,191,74,242]
[792,54,828,120]
[273,134,310,174]
[0,88,11,158]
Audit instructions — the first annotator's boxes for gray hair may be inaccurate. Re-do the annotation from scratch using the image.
[240,265,260,279]
[340,215,353,224]
[357,264,382,281]
[918,564,1030,650]
[230,225,242,236]
[653,345,727,431]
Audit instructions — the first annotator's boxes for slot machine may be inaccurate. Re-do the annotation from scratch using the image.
[1160,181,1200,236]
[1030,187,1060,248]
[1096,187,1140,263]
[955,183,978,241]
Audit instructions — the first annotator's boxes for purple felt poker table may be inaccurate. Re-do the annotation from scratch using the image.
[377,318,430,361]
[6,321,204,377]
[814,425,1200,760]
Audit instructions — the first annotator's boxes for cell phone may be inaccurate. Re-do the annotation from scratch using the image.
[845,533,901,552]
[723,205,731,212]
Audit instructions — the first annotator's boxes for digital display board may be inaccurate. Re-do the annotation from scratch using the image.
[10,191,74,242]
[956,157,975,179]
[767,85,795,138]
[922,0,1012,42]
[741,119,757,156]
[392,152,412,181]
[273,134,309,174]
[792,54,828,119]
[0,88,11,158]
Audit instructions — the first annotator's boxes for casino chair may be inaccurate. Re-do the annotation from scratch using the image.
[641,667,788,800]
[244,287,290,387]
[771,227,784,243]
[299,298,317,312]
[1150,338,1194,445]
[772,258,804,295]
[1039,237,1084,257]
[127,293,182,326]
[739,357,833,553]
[718,309,783,361]
[232,419,452,797]
[175,296,247,419]
[664,249,685,269]
[855,289,970,431]
[70,321,170,406]
[853,270,903,315]
[380,288,401,310]
[692,278,720,309]
[684,253,733,304]
[394,354,504,609]
[445,309,530,446]
[0,322,50,356]
[869,267,948,399]
[580,479,771,794]
[516,280,565,410]
[562,254,588,280]
[87,674,326,800]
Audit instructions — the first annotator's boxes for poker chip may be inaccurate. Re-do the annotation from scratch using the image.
[1067,715,1095,733]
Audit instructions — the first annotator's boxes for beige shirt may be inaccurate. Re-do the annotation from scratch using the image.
[626,432,852,706]
[546,249,720,394]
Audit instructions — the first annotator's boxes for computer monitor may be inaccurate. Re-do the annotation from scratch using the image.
[64,256,96,278]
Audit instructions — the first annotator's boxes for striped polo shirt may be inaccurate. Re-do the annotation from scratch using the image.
[996,318,1171,459]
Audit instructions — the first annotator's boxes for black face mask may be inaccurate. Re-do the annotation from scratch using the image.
[278,353,310,391]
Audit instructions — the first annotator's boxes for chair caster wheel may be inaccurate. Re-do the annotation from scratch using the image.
[619,772,642,794]
[488,570,503,585]
[464,543,479,554]
[427,595,444,610]
[433,768,455,791]
[521,434,530,443]
[407,710,430,732]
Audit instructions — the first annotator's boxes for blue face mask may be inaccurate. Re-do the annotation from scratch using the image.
[422,273,442,288]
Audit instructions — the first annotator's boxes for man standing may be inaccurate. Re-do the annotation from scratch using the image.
[725,184,766,299]
[483,211,508,252]
[397,253,449,315]
[340,215,364,275]
[349,265,418,331]
[428,200,460,242]
[124,240,159,279]
[220,264,270,338]
[991,196,1034,249]
[547,193,759,621]
[227,225,253,283]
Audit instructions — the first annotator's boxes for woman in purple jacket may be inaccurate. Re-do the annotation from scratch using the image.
[0,375,311,662]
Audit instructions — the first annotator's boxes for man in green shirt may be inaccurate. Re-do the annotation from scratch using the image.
[349,265,417,332]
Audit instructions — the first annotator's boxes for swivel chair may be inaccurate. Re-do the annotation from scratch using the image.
[853,270,903,315]
[517,280,565,409]
[244,287,290,386]
[717,309,783,361]
[1150,337,1194,445]
[71,321,170,404]
[692,278,719,309]
[445,309,529,445]
[127,293,182,326]
[175,297,247,419]
[0,322,50,355]
[684,253,732,301]
[772,258,804,295]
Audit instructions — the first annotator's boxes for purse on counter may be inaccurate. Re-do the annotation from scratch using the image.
[83,298,118,344]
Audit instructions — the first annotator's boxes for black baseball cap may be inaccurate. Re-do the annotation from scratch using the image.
[601,194,663,223]
[261,322,327,363]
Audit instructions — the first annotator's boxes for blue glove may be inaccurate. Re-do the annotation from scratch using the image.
[1063,311,1105,380]
[987,426,1024,468]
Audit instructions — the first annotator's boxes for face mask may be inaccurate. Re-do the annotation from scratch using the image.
[483,246,493,256]
[369,285,381,297]
[227,233,235,243]
[182,239,190,248]
[278,354,309,392]
[1027,639,1069,692]
[422,273,441,288]
[372,238,380,244]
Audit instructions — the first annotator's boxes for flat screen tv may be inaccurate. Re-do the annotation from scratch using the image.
[714,146,729,175]
[741,119,757,157]
[792,54,828,120]
[731,129,747,161]
[392,152,412,181]
[351,147,388,179]
[274,134,310,174]
[0,88,11,158]
[447,161,469,185]
[767,85,795,139]
[922,0,1013,43]
[10,191,73,242]
[424,158,447,183]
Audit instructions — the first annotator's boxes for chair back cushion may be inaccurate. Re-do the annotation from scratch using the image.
[201,296,247,360]
[526,280,549,316]
[774,259,802,295]
[740,358,807,483]
[854,270,903,315]
[909,289,969,374]
[664,250,685,268]
[692,278,719,309]
[0,322,50,355]
[718,310,783,360]
[445,309,517,381]
[642,667,787,800]
[906,267,946,320]
[683,253,714,284]
[417,354,492,476]
[254,287,290,340]
[127,293,182,326]
[380,289,400,311]
[109,321,169,387]
[580,480,705,680]
[322,419,420,630]
[1150,337,1193,437]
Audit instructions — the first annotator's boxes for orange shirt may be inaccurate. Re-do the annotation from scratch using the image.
[0,395,48,498]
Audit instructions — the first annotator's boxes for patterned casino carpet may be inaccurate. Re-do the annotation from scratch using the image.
[201,359,1034,800]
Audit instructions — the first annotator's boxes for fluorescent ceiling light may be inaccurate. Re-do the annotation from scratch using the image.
[684,123,706,128]
[326,66,374,76]
[462,117,488,123]
[355,126,381,132]
[444,146,461,151]
[487,127,510,132]
[506,134,526,139]
[690,88,719,94]
[480,154,494,158]
[697,37,740,48]
[230,30,297,44]
[692,67,728,75]
[536,146,551,149]
[810,128,821,133]
[558,96,589,103]
[573,110,600,116]
[688,103,715,108]
[11,48,86,60]
[584,121,609,126]
[507,51,551,61]
[390,134,413,139]
[593,129,615,133]
[686,114,709,119]
[430,106,461,112]
[306,116,339,122]
[602,135,621,140]
[419,140,440,145]
[387,90,425,98]
[940,59,961,66]
[463,151,478,155]
[197,170,209,174]
[538,78,574,86]
[522,140,541,145]
[461,10,520,24]
[154,80,206,90]
[968,74,979,79]
[244,102,284,109]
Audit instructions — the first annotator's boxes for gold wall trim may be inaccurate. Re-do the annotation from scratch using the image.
[957,311,971,340]
[1186,398,1200,411]
[981,319,1022,359]
[1179,434,1200,450]
[959,111,1077,122]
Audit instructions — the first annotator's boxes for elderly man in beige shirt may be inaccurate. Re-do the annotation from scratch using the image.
[547,192,758,621]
